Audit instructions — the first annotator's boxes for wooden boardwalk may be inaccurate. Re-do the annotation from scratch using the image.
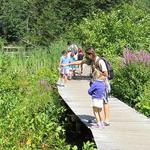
[57,65,150,150]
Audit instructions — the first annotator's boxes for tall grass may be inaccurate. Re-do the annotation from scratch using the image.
[0,40,75,149]
[0,40,66,73]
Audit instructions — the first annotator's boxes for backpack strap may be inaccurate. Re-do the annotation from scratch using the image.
[90,57,103,80]
[91,57,102,73]
[95,57,102,72]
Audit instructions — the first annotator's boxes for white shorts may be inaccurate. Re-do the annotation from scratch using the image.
[91,98,103,108]
[60,68,70,75]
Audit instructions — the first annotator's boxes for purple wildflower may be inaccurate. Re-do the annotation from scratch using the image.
[122,49,150,67]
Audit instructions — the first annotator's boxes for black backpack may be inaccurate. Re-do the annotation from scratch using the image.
[94,57,114,80]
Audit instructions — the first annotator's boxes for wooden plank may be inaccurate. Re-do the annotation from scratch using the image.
[2,46,24,52]
[57,77,150,150]
[2,46,23,49]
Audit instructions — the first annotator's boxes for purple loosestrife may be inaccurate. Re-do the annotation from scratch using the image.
[122,50,150,67]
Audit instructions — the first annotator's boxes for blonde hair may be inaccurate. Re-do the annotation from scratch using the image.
[92,69,101,80]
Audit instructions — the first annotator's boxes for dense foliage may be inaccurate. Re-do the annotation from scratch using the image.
[0,0,150,149]
[0,44,71,149]
[0,0,131,45]
[112,50,150,116]
[0,54,65,149]
[135,80,150,117]
[68,3,150,57]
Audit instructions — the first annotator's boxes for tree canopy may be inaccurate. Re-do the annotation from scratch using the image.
[0,0,131,45]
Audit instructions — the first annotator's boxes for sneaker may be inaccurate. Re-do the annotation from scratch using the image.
[104,121,110,126]
[98,121,105,128]
[57,83,65,87]
[56,82,61,86]
[60,83,65,87]
[91,124,104,129]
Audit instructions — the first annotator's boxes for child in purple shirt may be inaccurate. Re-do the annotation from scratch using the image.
[88,69,106,129]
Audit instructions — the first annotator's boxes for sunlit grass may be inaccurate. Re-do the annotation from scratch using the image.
[0,40,66,73]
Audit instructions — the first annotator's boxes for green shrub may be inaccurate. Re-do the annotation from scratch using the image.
[135,80,150,117]
[0,37,7,50]
[0,51,69,149]
[112,50,150,107]
[82,141,97,150]
[0,62,67,149]
[69,3,150,56]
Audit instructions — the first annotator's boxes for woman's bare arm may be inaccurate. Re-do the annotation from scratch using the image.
[61,60,84,67]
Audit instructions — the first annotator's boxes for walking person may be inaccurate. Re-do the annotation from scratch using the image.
[88,69,106,129]
[62,47,111,125]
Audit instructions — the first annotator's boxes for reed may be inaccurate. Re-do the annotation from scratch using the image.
[0,40,66,73]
